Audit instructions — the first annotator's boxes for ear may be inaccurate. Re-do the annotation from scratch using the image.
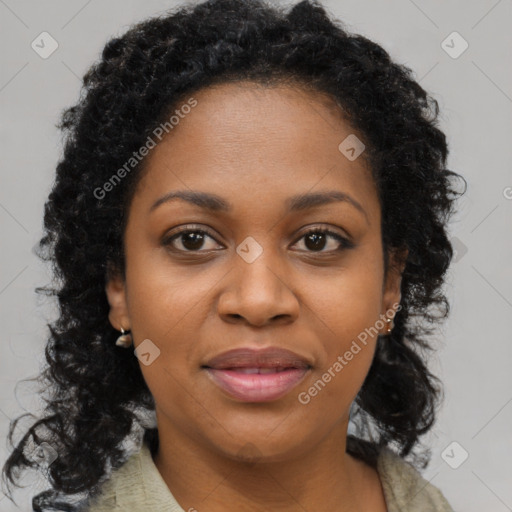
[105,265,131,331]
[380,246,408,330]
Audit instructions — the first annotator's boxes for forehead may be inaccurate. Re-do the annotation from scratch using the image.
[131,81,379,224]
[171,80,354,152]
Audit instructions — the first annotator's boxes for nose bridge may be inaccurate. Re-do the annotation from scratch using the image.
[218,235,299,325]
[237,240,282,293]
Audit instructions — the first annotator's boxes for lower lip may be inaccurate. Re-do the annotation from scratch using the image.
[205,368,310,402]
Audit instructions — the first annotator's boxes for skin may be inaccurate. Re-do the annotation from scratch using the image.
[106,81,407,512]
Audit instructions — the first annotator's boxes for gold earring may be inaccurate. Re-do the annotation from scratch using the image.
[386,317,393,335]
[115,327,133,348]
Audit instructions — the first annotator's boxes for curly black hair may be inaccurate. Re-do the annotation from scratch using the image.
[2,0,466,510]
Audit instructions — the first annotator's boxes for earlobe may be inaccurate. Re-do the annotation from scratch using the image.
[105,270,130,331]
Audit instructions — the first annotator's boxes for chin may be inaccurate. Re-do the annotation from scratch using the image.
[205,428,310,465]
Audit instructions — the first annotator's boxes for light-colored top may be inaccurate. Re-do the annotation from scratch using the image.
[85,441,454,511]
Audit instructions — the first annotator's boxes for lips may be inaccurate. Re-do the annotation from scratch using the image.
[202,347,312,402]
[203,347,311,370]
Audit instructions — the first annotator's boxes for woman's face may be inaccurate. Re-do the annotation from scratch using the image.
[106,82,405,462]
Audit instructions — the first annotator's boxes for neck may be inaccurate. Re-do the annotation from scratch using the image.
[152,413,381,512]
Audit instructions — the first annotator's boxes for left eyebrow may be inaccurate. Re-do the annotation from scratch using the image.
[149,189,369,224]
[286,190,369,224]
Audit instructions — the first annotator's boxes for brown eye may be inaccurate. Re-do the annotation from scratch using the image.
[162,227,222,252]
[293,228,354,253]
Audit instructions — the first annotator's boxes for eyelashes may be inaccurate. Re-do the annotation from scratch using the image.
[298,227,355,252]
[162,224,355,255]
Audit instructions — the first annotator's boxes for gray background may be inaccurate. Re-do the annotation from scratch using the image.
[1,0,511,510]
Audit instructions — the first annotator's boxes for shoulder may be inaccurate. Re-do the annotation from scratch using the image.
[376,447,454,512]
[83,442,182,512]
[83,450,141,511]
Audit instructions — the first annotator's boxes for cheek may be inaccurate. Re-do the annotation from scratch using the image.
[299,255,383,398]
[124,253,215,342]
[303,254,384,344]
[138,359,211,445]
[296,291,380,421]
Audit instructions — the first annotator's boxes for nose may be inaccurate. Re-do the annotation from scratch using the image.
[217,250,300,327]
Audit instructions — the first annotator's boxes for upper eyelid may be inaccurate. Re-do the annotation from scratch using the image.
[164,224,350,247]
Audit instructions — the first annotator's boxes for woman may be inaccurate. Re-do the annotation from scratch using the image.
[2,0,465,510]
